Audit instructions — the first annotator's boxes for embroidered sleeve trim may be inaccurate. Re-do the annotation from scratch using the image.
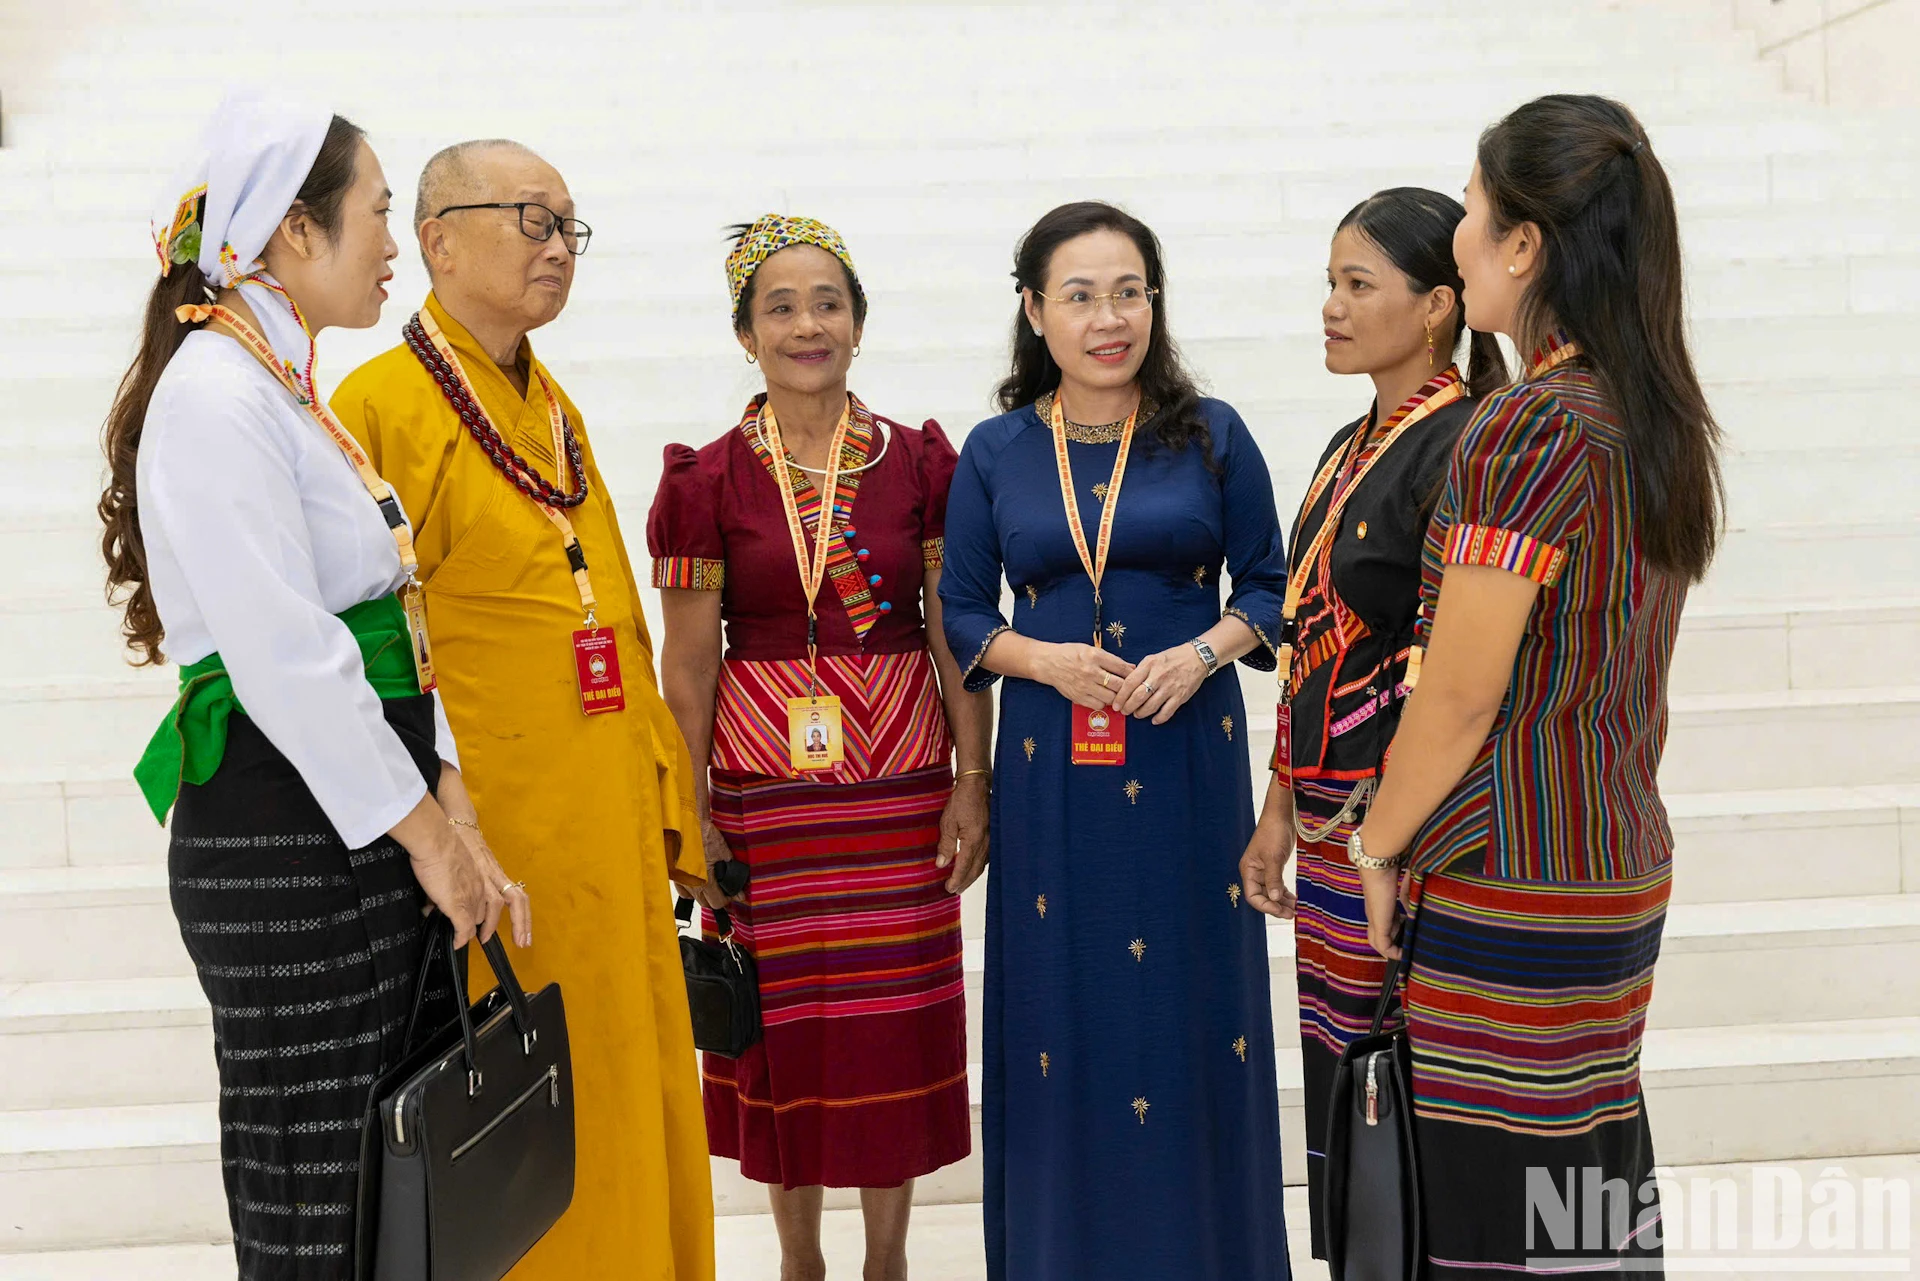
[1444,523,1568,587]
[1223,607,1279,672]
[961,623,1011,691]
[652,556,726,590]
[922,537,945,570]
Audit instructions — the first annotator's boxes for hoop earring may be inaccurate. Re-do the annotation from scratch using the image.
[745,351,757,365]
[852,345,861,358]
[1426,321,1436,370]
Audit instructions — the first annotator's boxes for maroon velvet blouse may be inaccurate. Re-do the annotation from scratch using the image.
[646,396,958,661]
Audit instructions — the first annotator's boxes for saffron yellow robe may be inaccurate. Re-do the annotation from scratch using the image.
[332,293,713,1280]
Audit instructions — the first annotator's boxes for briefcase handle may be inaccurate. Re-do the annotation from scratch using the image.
[402,915,543,1098]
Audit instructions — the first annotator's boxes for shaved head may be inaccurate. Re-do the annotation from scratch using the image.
[414,139,541,235]
[413,139,578,340]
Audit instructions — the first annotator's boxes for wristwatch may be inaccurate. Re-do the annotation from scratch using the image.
[1189,639,1219,676]
[1347,827,1400,870]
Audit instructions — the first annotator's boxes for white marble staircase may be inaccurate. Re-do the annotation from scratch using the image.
[2,0,1918,1269]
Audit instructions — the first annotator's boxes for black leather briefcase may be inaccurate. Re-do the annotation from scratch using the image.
[354,921,574,1281]
[1324,948,1423,1281]
[675,893,763,1059]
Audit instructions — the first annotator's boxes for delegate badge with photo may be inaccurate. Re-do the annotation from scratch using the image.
[573,627,626,715]
[788,696,845,771]
[1071,702,1126,766]
[402,586,436,694]
[1275,701,1292,778]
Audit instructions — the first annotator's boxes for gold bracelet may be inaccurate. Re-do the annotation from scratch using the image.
[448,816,481,831]
[957,768,991,784]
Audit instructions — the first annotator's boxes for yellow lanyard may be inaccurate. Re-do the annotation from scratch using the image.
[416,311,599,626]
[1048,394,1139,647]
[181,302,425,588]
[759,400,853,695]
[1277,374,1466,694]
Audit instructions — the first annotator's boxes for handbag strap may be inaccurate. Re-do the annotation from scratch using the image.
[674,893,734,937]
[478,932,537,1047]
[401,913,453,1052]
[1367,905,1421,1037]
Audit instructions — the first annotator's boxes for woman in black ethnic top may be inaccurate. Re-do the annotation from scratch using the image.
[1238,187,1506,1259]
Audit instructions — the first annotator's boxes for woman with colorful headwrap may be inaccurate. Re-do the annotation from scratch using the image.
[648,215,990,1280]
[99,93,528,1279]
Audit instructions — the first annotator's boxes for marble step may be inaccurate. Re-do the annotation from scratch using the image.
[9,861,1916,1105]
[8,1016,1918,1249]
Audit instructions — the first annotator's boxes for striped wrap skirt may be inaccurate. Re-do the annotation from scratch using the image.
[1407,863,1672,1278]
[168,697,451,1280]
[702,764,971,1189]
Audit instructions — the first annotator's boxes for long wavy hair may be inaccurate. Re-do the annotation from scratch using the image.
[1336,186,1509,399]
[1476,94,1723,583]
[996,201,1211,462]
[99,114,365,664]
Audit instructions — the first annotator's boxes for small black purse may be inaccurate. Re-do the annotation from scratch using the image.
[1324,944,1423,1281]
[355,920,574,1281]
[674,890,763,1059]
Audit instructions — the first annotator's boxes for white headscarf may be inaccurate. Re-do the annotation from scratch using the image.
[153,90,338,399]
[152,90,333,289]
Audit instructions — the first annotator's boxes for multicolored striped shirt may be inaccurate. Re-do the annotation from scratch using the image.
[1409,340,1682,882]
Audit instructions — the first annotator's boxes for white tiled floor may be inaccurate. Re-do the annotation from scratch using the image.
[1,1155,1914,1278]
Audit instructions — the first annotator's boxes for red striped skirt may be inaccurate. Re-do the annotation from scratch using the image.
[1407,863,1672,1276]
[703,765,971,1189]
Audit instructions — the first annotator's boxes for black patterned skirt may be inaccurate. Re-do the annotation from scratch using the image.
[169,696,451,1280]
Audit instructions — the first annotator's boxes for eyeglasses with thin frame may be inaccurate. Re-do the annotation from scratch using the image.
[436,202,593,255]
[1031,284,1158,319]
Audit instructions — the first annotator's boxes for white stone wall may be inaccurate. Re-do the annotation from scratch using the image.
[1728,0,1920,106]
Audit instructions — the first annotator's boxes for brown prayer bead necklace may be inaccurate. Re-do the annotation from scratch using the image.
[402,313,588,510]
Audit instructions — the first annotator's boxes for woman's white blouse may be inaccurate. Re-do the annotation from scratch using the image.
[136,329,459,849]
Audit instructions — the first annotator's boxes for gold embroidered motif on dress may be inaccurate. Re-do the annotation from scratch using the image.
[1124,779,1143,805]
[1193,565,1208,585]
[1132,1097,1151,1124]
[1026,584,1039,608]
[1234,1036,1248,1062]
[1228,883,1242,908]
[1222,715,1234,741]
[1040,1052,1050,1078]
[1023,736,1036,761]
[1036,894,1047,918]
[1106,620,1126,647]
[1092,482,1109,502]
[1129,938,1146,962]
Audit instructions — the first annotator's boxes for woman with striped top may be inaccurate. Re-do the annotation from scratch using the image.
[1345,95,1722,1277]
[649,215,991,1281]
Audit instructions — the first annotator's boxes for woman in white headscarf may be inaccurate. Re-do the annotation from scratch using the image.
[99,93,530,1279]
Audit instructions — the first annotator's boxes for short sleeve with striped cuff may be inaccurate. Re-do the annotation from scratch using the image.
[1440,382,1590,588]
[646,443,726,589]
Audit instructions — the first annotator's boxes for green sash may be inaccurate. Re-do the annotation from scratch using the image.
[134,594,423,824]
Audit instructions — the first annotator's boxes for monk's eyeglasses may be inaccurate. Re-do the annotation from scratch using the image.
[436,202,593,255]
[1030,284,1158,320]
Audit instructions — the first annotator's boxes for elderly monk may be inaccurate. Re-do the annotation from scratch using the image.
[331,140,714,1280]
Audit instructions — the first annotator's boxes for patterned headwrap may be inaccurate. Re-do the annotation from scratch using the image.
[725,213,865,323]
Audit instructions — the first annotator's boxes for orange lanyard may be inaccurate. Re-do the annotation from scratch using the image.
[759,401,852,693]
[416,311,599,626]
[1278,375,1466,694]
[1048,394,1139,648]
[179,301,425,590]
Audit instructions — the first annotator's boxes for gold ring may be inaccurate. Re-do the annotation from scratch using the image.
[1101,673,1113,689]
[502,880,527,894]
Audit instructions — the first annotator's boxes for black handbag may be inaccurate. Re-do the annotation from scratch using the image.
[354,920,575,1281]
[1324,943,1423,1281]
[674,893,763,1058]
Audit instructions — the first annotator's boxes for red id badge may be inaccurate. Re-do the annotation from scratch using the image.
[1071,703,1126,766]
[1275,701,1293,780]
[573,628,626,715]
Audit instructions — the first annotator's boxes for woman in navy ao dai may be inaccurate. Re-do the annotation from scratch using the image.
[939,202,1292,1281]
